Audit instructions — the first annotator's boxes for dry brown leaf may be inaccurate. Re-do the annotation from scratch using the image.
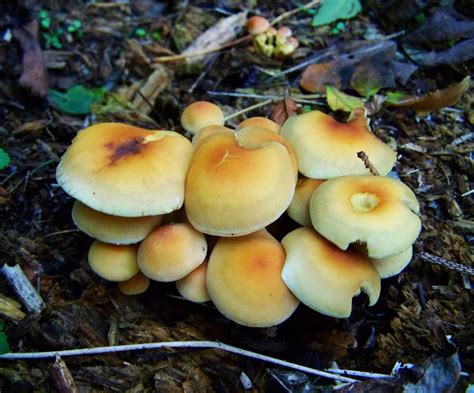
[182,11,247,64]
[391,76,470,111]
[271,96,298,125]
[130,65,170,115]
[300,61,342,93]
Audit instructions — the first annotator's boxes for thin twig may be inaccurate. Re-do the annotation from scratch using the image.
[357,151,380,176]
[0,340,357,383]
[224,99,273,121]
[326,368,393,379]
[270,0,321,26]
[419,252,474,276]
[0,264,45,315]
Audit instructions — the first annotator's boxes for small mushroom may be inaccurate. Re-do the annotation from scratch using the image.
[287,177,325,226]
[281,227,381,318]
[280,108,396,178]
[88,241,139,282]
[237,117,280,133]
[192,125,234,147]
[207,229,299,327]
[246,16,270,35]
[310,175,421,258]
[138,223,207,282]
[176,260,210,303]
[56,123,193,217]
[118,272,150,295]
[72,201,162,245]
[181,101,225,135]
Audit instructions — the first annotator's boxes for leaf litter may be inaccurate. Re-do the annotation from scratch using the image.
[0,0,473,391]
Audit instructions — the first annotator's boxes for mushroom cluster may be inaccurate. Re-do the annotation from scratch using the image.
[56,100,421,326]
[246,16,299,59]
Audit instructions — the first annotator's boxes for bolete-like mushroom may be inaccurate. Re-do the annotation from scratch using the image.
[56,123,193,217]
[281,227,381,318]
[138,223,207,282]
[310,175,421,258]
[207,230,299,327]
[72,201,162,244]
[280,108,396,178]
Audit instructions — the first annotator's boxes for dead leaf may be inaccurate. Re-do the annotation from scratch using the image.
[390,76,470,111]
[271,96,298,125]
[182,11,247,64]
[12,20,48,97]
[406,7,474,45]
[326,85,365,112]
[300,61,342,93]
[424,38,474,67]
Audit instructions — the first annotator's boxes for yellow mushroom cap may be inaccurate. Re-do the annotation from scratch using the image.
[310,175,421,258]
[118,272,150,295]
[370,246,413,279]
[72,201,162,244]
[185,132,296,236]
[237,117,281,133]
[280,108,396,179]
[287,177,325,226]
[181,101,225,135]
[236,126,298,179]
[281,227,381,318]
[88,241,139,282]
[176,260,210,303]
[207,230,299,327]
[246,16,270,35]
[192,125,234,147]
[138,223,207,282]
[56,123,193,217]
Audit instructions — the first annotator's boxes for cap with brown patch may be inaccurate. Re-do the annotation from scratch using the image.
[56,123,193,217]
[138,223,207,282]
[237,117,280,133]
[176,260,210,303]
[280,108,396,178]
[181,101,225,135]
[310,176,421,258]
[281,227,381,318]
[88,241,139,282]
[72,201,162,244]
[287,177,325,226]
[207,230,299,327]
[185,131,296,236]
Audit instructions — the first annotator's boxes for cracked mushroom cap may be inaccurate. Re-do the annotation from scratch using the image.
[56,123,193,217]
[185,131,295,236]
[281,227,381,318]
[237,117,280,133]
[310,176,421,258]
[72,201,162,244]
[88,241,139,282]
[118,272,150,295]
[207,230,299,327]
[138,223,207,282]
[280,108,396,179]
[370,246,413,279]
[176,260,210,303]
[181,101,225,135]
[287,177,325,226]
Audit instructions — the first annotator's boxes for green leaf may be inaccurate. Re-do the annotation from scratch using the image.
[0,148,10,170]
[48,85,107,115]
[0,324,9,355]
[385,91,406,104]
[326,85,365,112]
[312,0,362,27]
